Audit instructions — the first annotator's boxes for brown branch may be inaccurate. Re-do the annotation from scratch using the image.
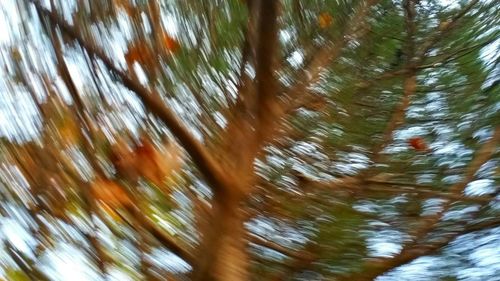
[417,36,498,70]
[363,180,496,203]
[33,1,229,195]
[261,0,380,144]
[300,174,495,205]
[247,233,314,261]
[266,243,319,281]
[331,217,500,281]
[452,127,500,193]
[254,0,280,132]
[372,73,416,160]
[125,204,196,265]
[212,0,282,194]
[330,126,500,281]
[369,0,418,163]
[147,0,166,57]
[235,0,254,90]
[291,0,379,103]
[415,0,480,60]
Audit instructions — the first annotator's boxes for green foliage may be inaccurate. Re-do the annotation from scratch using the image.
[0,0,498,280]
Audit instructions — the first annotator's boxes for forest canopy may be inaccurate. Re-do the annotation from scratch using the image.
[0,0,499,280]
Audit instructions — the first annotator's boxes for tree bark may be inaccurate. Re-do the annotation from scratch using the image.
[192,196,249,281]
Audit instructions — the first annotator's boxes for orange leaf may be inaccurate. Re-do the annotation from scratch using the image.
[91,178,132,208]
[163,33,180,53]
[59,121,80,146]
[110,135,183,188]
[318,12,333,29]
[408,137,428,152]
[135,137,183,186]
[125,44,153,65]
[125,46,141,64]
[114,0,135,16]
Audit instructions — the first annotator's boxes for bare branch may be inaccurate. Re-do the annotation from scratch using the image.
[267,243,318,281]
[417,36,498,70]
[363,180,496,203]
[287,0,380,101]
[126,204,196,265]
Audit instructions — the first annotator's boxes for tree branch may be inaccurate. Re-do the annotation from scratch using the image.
[247,233,314,261]
[125,204,196,265]
[416,0,480,60]
[331,217,500,281]
[330,126,500,281]
[259,0,380,145]
[363,179,496,203]
[369,0,417,162]
[33,1,230,195]
[254,0,280,135]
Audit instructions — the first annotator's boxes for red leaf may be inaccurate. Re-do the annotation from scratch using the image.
[408,137,428,152]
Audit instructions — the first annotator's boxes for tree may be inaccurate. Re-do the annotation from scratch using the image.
[0,0,498,280]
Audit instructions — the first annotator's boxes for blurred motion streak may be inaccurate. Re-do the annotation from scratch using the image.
[0,0,499,281]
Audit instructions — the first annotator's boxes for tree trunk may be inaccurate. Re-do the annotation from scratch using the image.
[192,195,249,281]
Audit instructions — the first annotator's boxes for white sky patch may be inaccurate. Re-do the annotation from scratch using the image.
[0,0,21,45]
[162,13,179,36]
[148,248,192,273]
[0,87,42,140]
[67,59,85,90]
[287,51,304,69]
[367,229,405,258]
[464,179,496,196]
[279,30,293,46]
[437,0,461,10]
[40,243,103,281]
[1,218,36,258]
